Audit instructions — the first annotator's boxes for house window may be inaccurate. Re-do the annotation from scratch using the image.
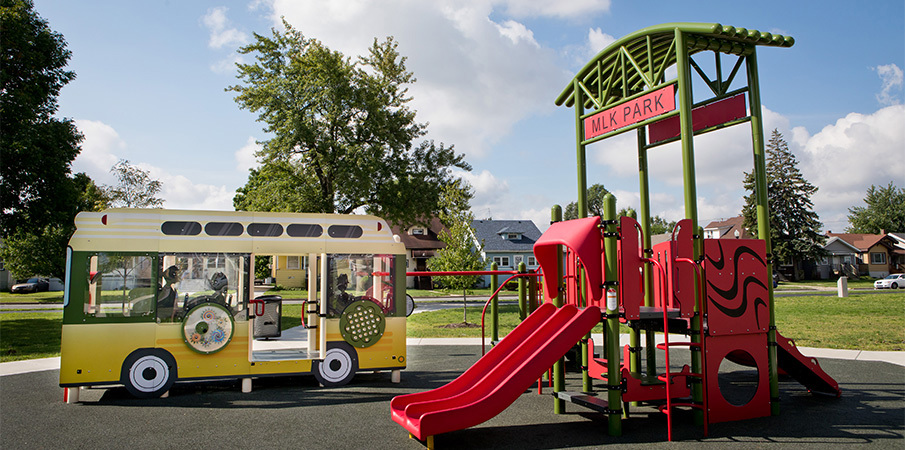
[504,233,521,240]
[527,256,537,266]
[287,256,302,270]
[870,252,887,265]
[411,227,425,235]
[493,256,510,267]
[514,255,524,266]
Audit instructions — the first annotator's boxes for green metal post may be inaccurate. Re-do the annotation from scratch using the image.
[518,262,527,320]
[528,270,539,313]
[491,261,499,343]
[675,28,704,425]
[636,127,655,381]
[602,194,622,435]
[573,78,594,394]
[746,48,780,415]
[551,205,565,414]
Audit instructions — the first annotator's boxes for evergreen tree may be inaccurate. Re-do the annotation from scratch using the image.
[742,129,825,280]
[846,182,905,233]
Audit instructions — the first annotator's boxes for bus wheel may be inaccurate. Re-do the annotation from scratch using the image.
[314,342,358,387]
[121,348,177,398]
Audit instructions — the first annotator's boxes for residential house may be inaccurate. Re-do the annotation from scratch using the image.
[471,219,542,287]
[272,255,310,289]
[390,218,448,289]
[823,232,898,278]
[703,216,752,240]
[819,236,861,279]
[884,232,905,273]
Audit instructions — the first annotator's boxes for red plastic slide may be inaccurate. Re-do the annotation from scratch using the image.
[775,331,841,397]
[391,303,602,440]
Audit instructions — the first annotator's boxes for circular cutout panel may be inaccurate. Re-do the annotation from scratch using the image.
[339,300,386,348]
[182,302,234,354]
[718,350,760,407]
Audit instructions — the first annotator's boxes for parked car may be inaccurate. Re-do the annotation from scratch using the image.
[874,273,905,289]
[11,277,50,294]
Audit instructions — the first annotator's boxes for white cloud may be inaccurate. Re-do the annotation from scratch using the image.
[73,119,236,211]
[235,136,262,173]
[795,104,905,232]
[587,27,615,58]
[72,119,124,183]
[267,1,567,158]
[201,7,248,49]
[495,20,539,47]
[153,169,235,210]
[874,63,903,106]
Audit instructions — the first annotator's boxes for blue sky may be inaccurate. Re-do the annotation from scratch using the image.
[36,0,904,232]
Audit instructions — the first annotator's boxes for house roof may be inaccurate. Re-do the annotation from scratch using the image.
[823,236,861,254]
[471,219,542,252]
[389,218,447,251]
[703,216,752,239]
[825,233,892,252]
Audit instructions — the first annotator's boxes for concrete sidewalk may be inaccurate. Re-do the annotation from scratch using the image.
[3,333,903,377]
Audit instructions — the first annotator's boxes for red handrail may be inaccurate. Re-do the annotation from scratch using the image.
[479,272,544,355]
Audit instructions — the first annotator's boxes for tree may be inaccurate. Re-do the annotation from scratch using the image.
[428,180,485,324]
[648,215,677,235]
[104,159,164,208]
[0,0,101,279]
[742,129,825,280]
[229,21,470,227]
[564,184,610,219]
[1,0,83,234]
[846,182,905,233]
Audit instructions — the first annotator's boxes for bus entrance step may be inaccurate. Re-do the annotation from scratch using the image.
[554,391,610,413]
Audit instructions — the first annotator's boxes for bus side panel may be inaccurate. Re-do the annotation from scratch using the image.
[356,317,407,370]
[154,323,254,379]
[60,323,158,386]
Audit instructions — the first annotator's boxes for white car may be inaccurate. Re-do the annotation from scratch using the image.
[874,274,905,289]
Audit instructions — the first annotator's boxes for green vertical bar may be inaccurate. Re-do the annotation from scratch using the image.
[518,262,527,320]
[491,261,499,343]
[675,28,704,426]
[746,48,780,415]
[603,194,622,436]
[636,128,655,381]
[551,206,565,414]
[574,79,588,219]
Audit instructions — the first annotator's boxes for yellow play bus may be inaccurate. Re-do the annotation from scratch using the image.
[60,209,409,401]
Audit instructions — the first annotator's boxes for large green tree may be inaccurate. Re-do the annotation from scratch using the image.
[742,129,825,280]
[1,0,82,233]
[846,182,905,233]
[229,22,470,227]
[428,180,484,324]
[0,0,100,279]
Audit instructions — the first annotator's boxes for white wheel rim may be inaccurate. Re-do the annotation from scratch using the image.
[320,348,353,383]
[129,355,169,392]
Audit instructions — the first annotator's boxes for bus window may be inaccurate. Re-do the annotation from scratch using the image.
[327,254,396,316]
[158,253,250,322]
[84,253,157,319]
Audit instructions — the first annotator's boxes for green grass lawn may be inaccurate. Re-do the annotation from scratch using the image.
[0,291,64,304]
[2,291,901,362]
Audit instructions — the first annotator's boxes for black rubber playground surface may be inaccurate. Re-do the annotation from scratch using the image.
[1,345,903,449]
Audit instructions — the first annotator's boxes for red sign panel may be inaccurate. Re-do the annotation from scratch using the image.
[648,93,747,144]
[583,84,676,141]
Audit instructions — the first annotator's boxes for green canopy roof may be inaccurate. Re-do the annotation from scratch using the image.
[556,22,794,108]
